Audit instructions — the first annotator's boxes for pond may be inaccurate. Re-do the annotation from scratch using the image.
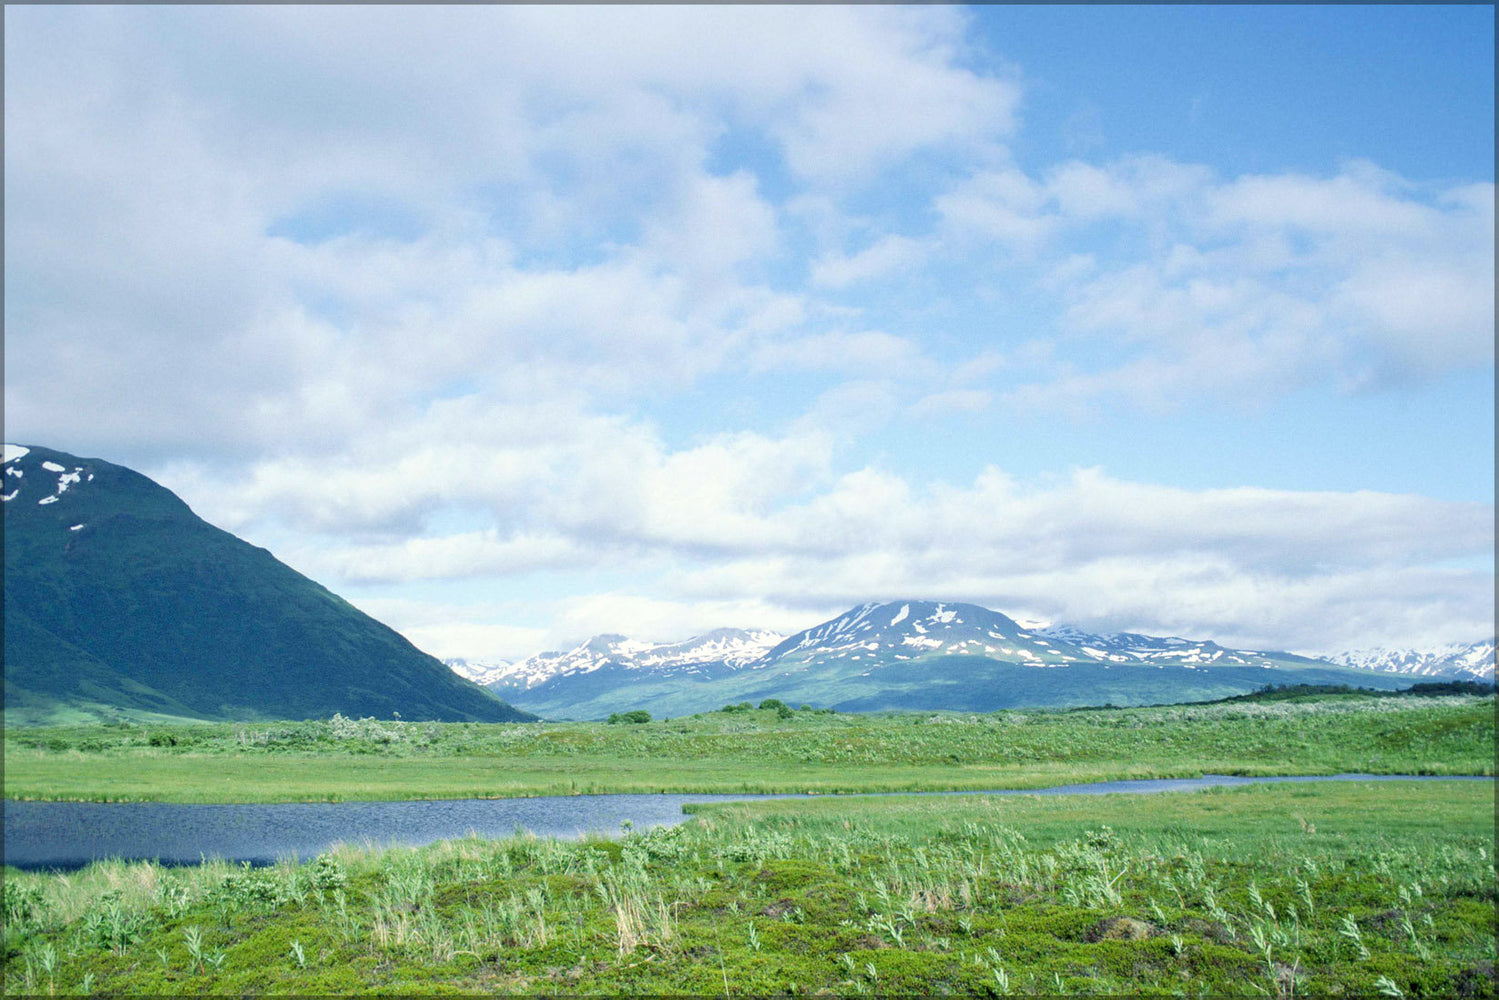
[4,774,1489,871]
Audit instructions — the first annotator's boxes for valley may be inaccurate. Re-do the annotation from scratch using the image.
[4,444,1494,995]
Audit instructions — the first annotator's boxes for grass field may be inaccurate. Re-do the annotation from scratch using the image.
[4,691,1492,994]
[3,781,1493,996]
[4,692,1492,803]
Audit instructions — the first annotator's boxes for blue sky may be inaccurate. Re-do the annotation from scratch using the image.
[5,5,1493,658]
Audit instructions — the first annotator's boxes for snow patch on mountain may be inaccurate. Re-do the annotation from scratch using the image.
[444,658,516,687]
[460,627,787,691]
[2,448,92,507]
[1325,641,1496,681]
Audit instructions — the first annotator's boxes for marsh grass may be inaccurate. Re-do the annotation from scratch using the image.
[2,780,1492,996]
[5,693,1492,802]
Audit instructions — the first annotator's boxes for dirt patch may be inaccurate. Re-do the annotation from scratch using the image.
[1454,960,1495,999]
[759,898,798,918]
[1183,917,1235,944]
[1086,916,1158,942]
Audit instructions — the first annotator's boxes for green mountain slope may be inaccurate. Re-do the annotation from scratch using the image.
[3,445,534,725]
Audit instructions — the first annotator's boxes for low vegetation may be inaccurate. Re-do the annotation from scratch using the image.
[5,691,1491,803]
[3,781,1492,996]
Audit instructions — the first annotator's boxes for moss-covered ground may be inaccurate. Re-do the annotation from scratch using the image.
[3,781,1494,996]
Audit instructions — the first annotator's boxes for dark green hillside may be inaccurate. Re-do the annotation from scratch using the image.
[3,445,533,725]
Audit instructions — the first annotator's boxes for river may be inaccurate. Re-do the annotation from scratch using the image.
[4,774,1490,871]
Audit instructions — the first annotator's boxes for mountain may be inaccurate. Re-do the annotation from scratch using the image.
[1323,640,1496,682]
[445,657,516,688]
[3,444,534,726]
[473,628,784,693]
[472,600,1423,720]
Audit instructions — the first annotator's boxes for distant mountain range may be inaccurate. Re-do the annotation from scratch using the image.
[4,444,534,726]
[1323,642,1496,679]
[449,600,1495,720]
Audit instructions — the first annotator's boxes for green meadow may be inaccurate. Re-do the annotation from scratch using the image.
[4,691,1492,802]
[3,690,1493,995]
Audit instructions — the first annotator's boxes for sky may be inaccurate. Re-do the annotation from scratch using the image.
[4,5,1494,661]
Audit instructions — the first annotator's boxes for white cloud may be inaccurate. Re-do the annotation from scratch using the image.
[964,158,1498,409]
[811,235,931,289]
[4,7,1490,665]
[664,466,1493,652]
[750,330,930,376]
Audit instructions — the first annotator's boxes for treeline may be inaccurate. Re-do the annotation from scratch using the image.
[1214,679,1495,704]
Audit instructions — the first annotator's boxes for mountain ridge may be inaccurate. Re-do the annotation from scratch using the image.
[458,600,1486,720]
[4,444,535,726]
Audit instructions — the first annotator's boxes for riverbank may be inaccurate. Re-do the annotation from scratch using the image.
[4,692,1492,803]
[10,775,1490,872]
[4,780,1493,996]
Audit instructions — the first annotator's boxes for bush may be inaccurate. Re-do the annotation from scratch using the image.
[607,710,652,725]
[757,699,788,712]
[217,863,282,909]
[147,732,177,747]
[309,854,347,891]
[3,880,43,930]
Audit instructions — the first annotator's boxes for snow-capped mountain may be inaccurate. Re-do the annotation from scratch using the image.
[474,600,1451,720]
[473,628,786,692]
[444,658,516,687]
[1324,641,1496,681]
[1037,624,1326,669]
[762,601,1319,672]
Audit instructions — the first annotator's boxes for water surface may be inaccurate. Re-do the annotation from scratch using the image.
[5,774,1488,871]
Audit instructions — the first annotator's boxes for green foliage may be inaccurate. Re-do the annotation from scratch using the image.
[3,880,44,931]
[606,710,652,725]
[215,863,283,910]
[308,855,346,892]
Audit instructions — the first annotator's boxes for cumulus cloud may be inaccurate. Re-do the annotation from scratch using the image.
[4,6,1489,661]
[932,155,1495,408]
[663,466,1493,652]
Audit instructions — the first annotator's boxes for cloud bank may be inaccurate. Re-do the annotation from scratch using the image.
[4,6,1491,659]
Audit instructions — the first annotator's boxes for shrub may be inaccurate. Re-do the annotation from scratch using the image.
[309,854,347,891]
[3,880,43,930]
[608,710,652,725]
[216,863,282,909]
